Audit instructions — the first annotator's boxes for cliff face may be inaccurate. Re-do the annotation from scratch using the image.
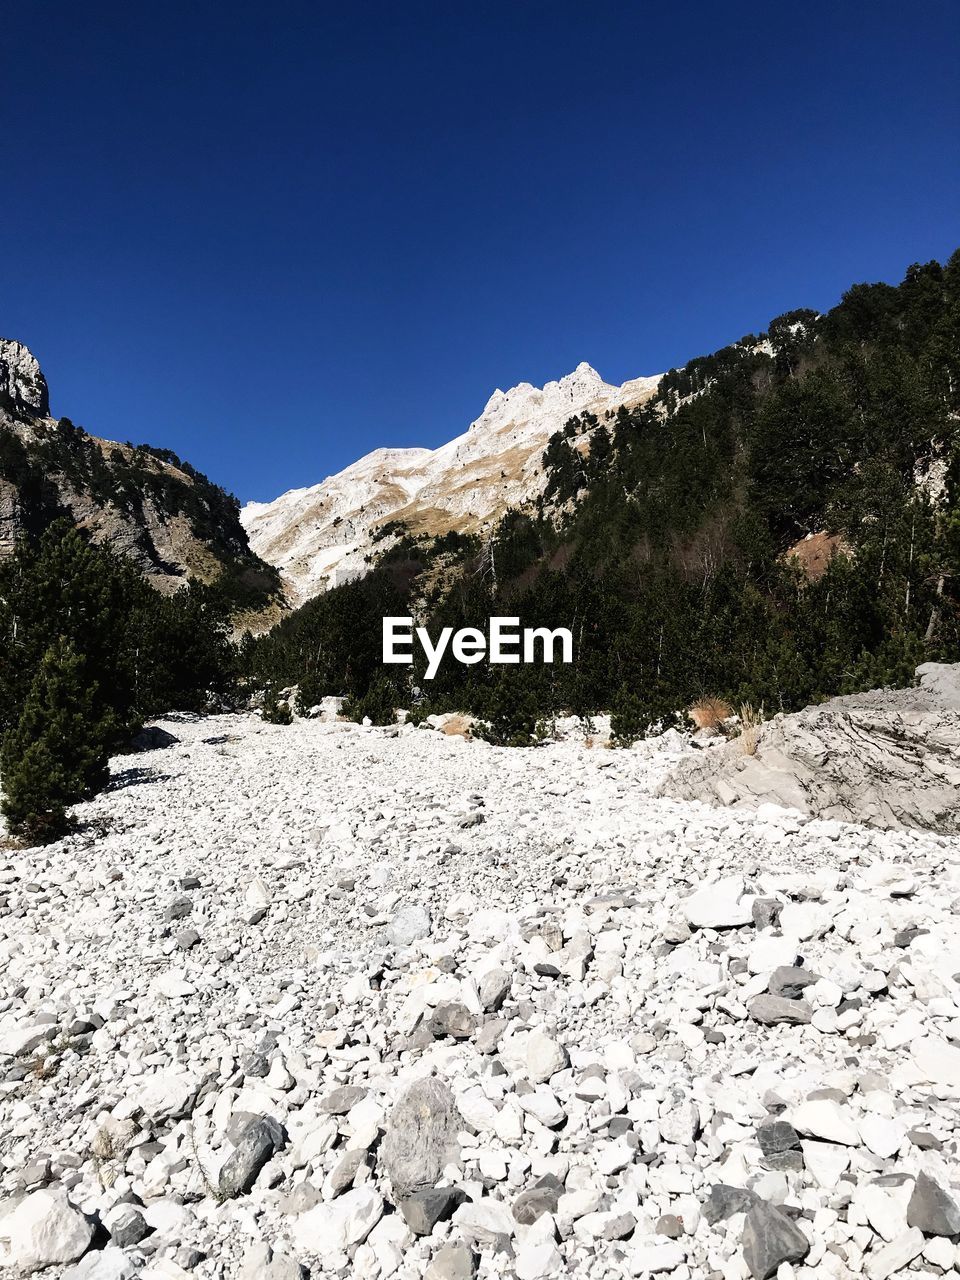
[0,338,277,602]
[0,339,49,417]
[241,362,661,604]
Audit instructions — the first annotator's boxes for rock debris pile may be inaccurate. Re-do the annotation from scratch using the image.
[1,712,959,1278]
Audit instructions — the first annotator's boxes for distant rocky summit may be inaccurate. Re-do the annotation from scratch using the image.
[241,362,661,603]
[0,337,277,604]
[658,663,960,833]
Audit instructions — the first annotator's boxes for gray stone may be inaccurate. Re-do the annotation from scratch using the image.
[768,966,821,999]
[703,1184,761,1225]
[218,1116,285,1199]
[127,725,179,753]
[657,664,960,835]
[906,1171,960,1237]
[756,1120,800,1154]
[656,1214,683,1238]
[327,1149,367,1197]
[400,1186,468,1235]
[603,1212,637,1240]
[748,994,813,1024]
[426,1243,477,1280]
[381,1078,463,1199]
[429,1002,476,1039]
[478,968,511,1012]
[240,1243,304,1280]
[106,1203,150,1248]
[907,1128,942,1150]
[476,1020,507,1054]
[741,1202,810,1279]
[752,898,782,930]
[513,1175,562,1225]
[320,1085,368,1114]
[761,1151,803,1172]
[280,1182,323,1215]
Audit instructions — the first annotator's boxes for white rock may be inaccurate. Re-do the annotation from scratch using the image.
[857,1114,905,1159]
[659,1100,700,1145]
[0,1020,55,1058]
[791,1099,860,1146]
[290,1187,383,1256]
[778,902,828,940]
[150,968,196,1000]
[453,1196,515,1241]
[747,934,800,974]
[62,1247,138,1279]
[526,1032,568,1083]
[385,904,432,946]
[517,1086,566,1128]
[864,1227,924,1280]
[911,1036,960,1089]
[799,1141,850,1190]
[682,876,754,929]
[0,1187,94,1273]
[515,1240,564,1279]
[627,1238,686,1274]
[133,1070,200,1122]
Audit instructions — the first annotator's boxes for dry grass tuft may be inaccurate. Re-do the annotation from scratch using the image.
[687,696,734,732]
[736,701,765,755]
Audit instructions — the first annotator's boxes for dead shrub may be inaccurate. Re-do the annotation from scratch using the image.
[687,696,734,732]
[441,714,473,739]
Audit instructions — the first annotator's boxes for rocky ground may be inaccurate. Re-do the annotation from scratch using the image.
[1,712,959,1279]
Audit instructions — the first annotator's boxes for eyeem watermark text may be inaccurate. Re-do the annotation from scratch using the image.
[383,617,573,680]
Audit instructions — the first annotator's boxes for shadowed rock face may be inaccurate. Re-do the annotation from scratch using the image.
[657,663,960,833]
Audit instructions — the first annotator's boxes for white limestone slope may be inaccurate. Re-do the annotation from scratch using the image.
[241,362,660,603]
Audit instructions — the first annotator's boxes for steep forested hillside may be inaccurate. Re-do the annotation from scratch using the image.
[0,339,280,612]
[249,252,960,735]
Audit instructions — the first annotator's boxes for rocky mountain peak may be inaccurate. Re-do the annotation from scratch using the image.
[242,361,661,602]
[0,339,49,418]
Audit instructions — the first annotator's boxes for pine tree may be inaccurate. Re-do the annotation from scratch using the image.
[1,639,115,843]
[342,675,399,726]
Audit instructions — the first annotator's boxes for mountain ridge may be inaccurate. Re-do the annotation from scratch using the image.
[240,361,661,602]
[0,338,278,610]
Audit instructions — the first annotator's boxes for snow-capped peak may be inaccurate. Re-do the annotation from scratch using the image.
[241,362,661,604]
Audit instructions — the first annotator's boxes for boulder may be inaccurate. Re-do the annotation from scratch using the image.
[380,1078,463,1199]
[0,1187,94,1273]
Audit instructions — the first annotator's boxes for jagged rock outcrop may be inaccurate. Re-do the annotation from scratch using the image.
[0,339,49,417]
[241,362,661,603]
[0,337,277,603]
[657,663,960,833]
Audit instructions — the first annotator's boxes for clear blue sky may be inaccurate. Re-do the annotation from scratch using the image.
[5,1,958,503]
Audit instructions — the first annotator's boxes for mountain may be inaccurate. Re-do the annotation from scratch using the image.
[248,252,960,731]
[0,338,278,610]
[241,362,661,602]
